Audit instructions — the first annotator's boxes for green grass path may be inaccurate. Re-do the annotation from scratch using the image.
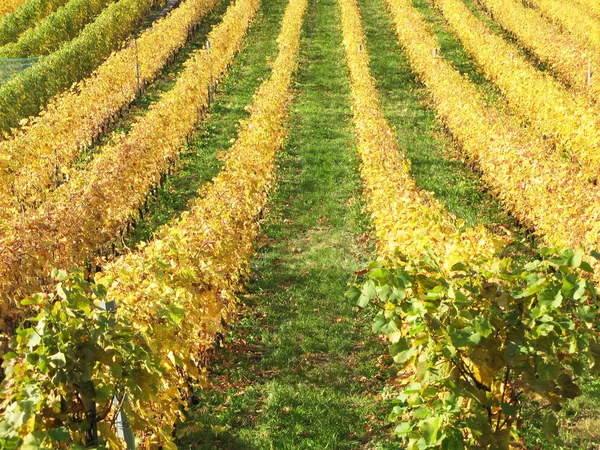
[176,0,392,447]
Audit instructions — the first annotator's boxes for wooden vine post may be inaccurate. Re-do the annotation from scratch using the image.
[133,37,142,99]
[207,40,215,106]
[98,299,137,450]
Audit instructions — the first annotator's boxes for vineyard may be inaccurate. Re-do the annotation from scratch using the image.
[0,0,599,448]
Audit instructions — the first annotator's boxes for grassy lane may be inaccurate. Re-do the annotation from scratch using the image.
[357,0,527,254]
[120,0,286,245]
[176,0,392,447]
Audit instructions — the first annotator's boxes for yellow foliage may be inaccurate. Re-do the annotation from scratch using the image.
[338,0,497,272]
[435,0,600,183]
[0,0,259,314]
[479,0,597,95]
[573,0,600,18]
[529,0,600,54]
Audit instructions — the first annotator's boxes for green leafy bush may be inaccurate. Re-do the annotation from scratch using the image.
[352,248,600,449]
[0,270,164,449]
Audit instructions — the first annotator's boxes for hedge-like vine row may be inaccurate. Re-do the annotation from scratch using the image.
[0,0,167,133]
[0,0,70,46]
[0,0,219,228]
[0,0,117,58]
[0,0,308,445]
[528,0,600,53]
[387,0,600,277]
[338,0,496,268]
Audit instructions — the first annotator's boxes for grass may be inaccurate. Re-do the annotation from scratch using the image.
[175,0,394,447]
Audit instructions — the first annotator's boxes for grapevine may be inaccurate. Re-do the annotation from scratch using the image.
[0,0,258,324]
[436,0,600,184]
[0,0,70,47]
[478,0,598,95]
[343,0,600,447]
[387,0,600,278]
[528,0,600,53]
[0,0,167,133]
[339,0,497,267]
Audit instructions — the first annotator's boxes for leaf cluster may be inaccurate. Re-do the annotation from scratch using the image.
[353,248,600,449]
[0,0,27,17]
[1,270,164,449]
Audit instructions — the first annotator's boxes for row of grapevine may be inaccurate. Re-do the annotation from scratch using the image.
[342,1,600,447]
[435,0,600,183]
[0,0,26,17]
[0,0,118,58]
[479,0,597,94]
[390,0,600,278]
[0,0,258,325]
[0,0,70,47]
[337,0,495,268]
[0,0,220,228]
[529,0,600,53]
[0,0,308,445]
[0,0,167,133]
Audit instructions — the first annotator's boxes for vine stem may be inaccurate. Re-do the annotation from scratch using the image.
[496,366,511,433]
